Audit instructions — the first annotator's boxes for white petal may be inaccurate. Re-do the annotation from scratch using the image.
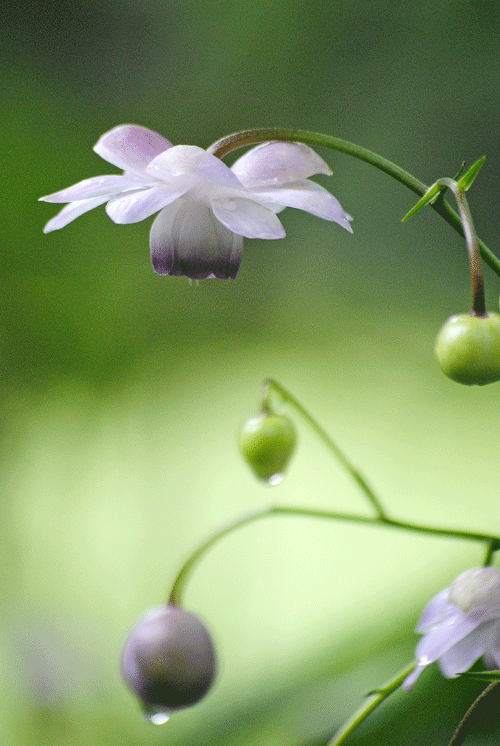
[416,588,455,633]
[252,180,353,232]
[146,146,241,189]
[105,185,190,224]
[39,174,145,203]
[484,620,500,667]
[415,610,487,666]
[231,141,332,188]
[42,196,109,232]
[94,125,173,172]
[211,196,285,239]
[438,628,486,678]
[150,201,243,279]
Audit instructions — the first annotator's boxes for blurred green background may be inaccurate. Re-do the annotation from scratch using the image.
[3,1,500,744]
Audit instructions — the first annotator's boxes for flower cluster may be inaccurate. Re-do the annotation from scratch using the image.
[40,125,353,280]
[403,567,500,691]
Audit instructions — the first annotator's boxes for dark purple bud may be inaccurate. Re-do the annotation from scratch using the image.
[121,606,216,722]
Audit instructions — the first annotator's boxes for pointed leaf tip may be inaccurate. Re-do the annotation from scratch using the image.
[457,156,486,191]
[459,670,500,682]
[401,183,442,223]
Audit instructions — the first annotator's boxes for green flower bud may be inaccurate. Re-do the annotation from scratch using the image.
[435,312,500,385]
[239,411,297,484]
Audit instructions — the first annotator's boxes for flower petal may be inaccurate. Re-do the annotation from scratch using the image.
[449,567,500,614]
[94,125,173,172]
[252,180,353,232]
[415,588,455,633]
[39,174,145,204]
[483,620,500,667]
[211,196,285,239]
[105,185,191,224]
[42,196,109,233]
[415,609,487,666]
[231,141,332,188]
[150,201,243,279]
[438,627,486,677]
[146,146,241,189]
[401,664,427,692]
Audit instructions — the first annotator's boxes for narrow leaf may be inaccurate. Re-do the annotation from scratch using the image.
[457,156,486,191]
[452,161,466,182]
[401,183,442,222]
[459,670,500,682]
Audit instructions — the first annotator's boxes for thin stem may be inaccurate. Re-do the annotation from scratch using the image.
[263,378,388,519]
[433,178,485,315]
[168,507,271,606]
[208,129,427,194]
[455,188,486,316]
[208,128,500,279]
[168,504,500,606]
[448,682,500,746]
[483,538,500,567]
[326,661,416,746]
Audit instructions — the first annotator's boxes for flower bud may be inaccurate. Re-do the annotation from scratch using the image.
[239,411,297,484]
[121,606,216,722]
[449,567,500,613]
[434,312,500,385]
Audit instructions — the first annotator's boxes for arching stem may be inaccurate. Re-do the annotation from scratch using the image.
[208,128,500,279]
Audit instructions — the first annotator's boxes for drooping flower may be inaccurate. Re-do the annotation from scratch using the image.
[40,125,353,279]
[403,567,500,692]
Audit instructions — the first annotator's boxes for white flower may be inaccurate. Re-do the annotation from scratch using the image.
[403,567,500,692]
[40,125,353,279]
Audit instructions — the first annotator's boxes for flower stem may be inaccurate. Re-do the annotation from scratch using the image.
[326,661,416,746]
[451,184,485,316]
[208,128,500,279]
[448,682,500,746]
[262,378,388,519]
[168,504,500,606]
[483,538,500,567]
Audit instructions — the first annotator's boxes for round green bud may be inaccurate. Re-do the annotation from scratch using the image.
[435,312,500,385]
[239,411,297,484]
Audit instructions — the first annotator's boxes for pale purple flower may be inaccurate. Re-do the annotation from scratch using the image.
[403,567,500,691]
[40,125,353,279]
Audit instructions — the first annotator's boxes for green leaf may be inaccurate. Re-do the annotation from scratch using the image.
[452,161,466,182]
[457,156,486,191]
[459,670,500,682]
[401,183,443,222]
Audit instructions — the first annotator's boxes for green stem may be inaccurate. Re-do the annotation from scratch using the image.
[208,128,500,279]
[262,378,388,519]
[483,538,500,567]
[326,661,416,746]
[448,682,500,746]
[168,504,500,606]
[441,180,485,316]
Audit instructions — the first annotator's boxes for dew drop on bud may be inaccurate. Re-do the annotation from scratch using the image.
[143,706,172,725]
[265,472,285,486]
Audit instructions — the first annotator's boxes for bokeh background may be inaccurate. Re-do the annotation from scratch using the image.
[3,1,500,744]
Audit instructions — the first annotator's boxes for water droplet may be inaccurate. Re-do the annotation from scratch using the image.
[265,472,284,486]
[143,706,172,725]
